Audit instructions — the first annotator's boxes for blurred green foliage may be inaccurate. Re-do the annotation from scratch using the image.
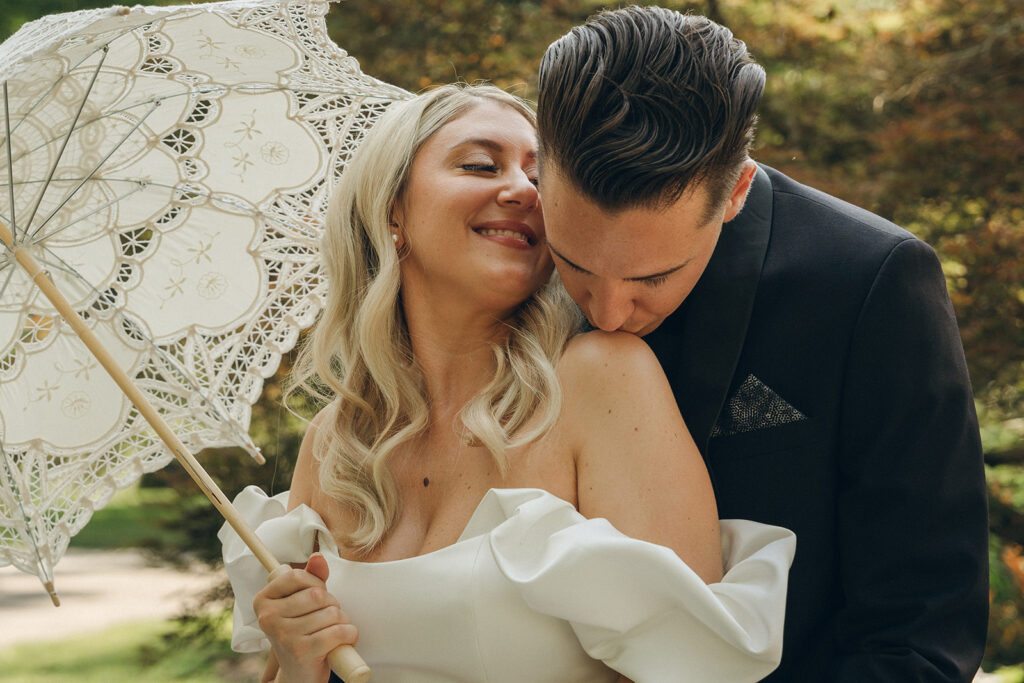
[2,0,1022,669]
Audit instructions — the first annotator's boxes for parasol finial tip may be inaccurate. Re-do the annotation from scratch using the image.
[246,440,265,465]
[44,580,60,607]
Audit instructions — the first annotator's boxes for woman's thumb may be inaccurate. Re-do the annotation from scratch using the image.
[304,552,330,582]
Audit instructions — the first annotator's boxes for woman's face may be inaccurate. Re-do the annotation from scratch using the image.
[394,100,552,318]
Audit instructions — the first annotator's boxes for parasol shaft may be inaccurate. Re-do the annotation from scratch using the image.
[0,220,371,682]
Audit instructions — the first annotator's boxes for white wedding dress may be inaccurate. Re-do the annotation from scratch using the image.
[221,487,795,682]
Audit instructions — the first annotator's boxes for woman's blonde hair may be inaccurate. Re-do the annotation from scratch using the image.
[290,83,582,553]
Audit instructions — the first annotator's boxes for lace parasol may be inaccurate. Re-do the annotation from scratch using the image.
[0,1,411,677]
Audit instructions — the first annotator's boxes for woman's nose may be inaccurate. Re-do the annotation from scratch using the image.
[498,169,539,208]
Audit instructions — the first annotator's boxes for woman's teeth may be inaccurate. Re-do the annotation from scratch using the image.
[478,228,529,242]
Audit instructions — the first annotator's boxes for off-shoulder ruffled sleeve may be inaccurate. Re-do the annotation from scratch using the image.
[219,486,795,681]
[478,488,796,683]
[217,486,339,653]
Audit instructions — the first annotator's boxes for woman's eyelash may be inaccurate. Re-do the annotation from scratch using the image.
[460,163,539,186]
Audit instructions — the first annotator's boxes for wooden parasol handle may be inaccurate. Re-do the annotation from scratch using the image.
[1,221,370,682]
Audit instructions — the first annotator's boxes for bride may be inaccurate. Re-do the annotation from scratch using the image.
[220,83,795,682]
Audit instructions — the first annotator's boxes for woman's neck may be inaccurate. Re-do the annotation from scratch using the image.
[401,291,515,417]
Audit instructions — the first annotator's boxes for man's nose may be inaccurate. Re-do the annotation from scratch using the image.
[587,283,635,332]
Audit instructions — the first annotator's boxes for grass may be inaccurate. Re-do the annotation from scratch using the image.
[0,614,264,682]
[69,483,186,550]
[988,668,1024,683]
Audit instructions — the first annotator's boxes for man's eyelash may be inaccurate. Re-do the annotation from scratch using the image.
[642,275,670,287]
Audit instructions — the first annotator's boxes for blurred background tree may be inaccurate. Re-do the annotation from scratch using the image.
[334,9,1024,666]
[2,0,1021,670]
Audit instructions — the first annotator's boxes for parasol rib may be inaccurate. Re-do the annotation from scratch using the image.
[0,27,127,149]
[10,84,392,168]
[23,45,109,238]
[0,444,59,606]
[31,182,146,243]
[29,100,158,240]
[0,218,370,682]
[3,82,15,243]
[2,176,313,241]
[30,243,267,465]
[0,264,14,299]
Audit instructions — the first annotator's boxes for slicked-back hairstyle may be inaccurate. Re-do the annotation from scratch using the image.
[537,6,765,214]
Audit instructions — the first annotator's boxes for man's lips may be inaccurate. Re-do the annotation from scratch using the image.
[473,221,539,247]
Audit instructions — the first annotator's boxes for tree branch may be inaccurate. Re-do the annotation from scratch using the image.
[989,485,1024,546]
[986,446,1024,466]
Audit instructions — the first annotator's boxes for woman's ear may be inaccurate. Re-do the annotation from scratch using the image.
[388,206,406,250]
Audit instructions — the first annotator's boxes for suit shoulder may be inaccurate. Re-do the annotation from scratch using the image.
[760,164,915,246]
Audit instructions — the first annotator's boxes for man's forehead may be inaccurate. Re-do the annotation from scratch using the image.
[540,165,712,220]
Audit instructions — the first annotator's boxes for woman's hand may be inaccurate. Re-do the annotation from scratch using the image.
[253,553,358,683]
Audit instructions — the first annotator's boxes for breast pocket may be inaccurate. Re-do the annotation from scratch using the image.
[707,418,833,525]
[709,417,827,461]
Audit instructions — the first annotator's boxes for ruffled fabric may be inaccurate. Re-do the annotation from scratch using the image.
[218,488,316,652]
[479,489,794,682]
[220,486,794,681]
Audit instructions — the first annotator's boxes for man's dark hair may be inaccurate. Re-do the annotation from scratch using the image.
[537,6,765,214]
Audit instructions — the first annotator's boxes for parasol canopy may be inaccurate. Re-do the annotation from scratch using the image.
[0,3,408,676]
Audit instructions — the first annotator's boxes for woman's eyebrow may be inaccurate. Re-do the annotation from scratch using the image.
[451,138,537,160]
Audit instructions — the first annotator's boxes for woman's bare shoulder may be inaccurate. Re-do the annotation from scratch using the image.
[288,403,336,510]
[558,330,666,393]
[555,330,680,440]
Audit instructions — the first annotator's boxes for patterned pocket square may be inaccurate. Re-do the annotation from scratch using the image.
[711,374,807,437]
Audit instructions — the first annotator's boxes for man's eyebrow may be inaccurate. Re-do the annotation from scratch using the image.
[548,243,593,274]
[452,138,537,160]
[548,243,691,281]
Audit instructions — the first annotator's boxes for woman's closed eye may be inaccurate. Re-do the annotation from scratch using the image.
[461,163,498,173]
[461,161,539,187]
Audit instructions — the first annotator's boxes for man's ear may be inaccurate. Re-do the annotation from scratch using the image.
[723,160,757,223]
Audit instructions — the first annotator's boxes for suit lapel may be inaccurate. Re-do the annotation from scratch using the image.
[648,166,773,454]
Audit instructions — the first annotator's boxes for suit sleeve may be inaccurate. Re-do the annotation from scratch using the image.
[832,237,989,682]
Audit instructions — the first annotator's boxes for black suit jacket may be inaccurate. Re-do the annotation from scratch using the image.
[645,165,989,682]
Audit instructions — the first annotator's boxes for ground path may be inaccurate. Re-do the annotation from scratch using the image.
[0,548,220,649]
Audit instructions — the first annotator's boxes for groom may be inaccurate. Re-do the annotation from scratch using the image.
[535,6,989,682]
